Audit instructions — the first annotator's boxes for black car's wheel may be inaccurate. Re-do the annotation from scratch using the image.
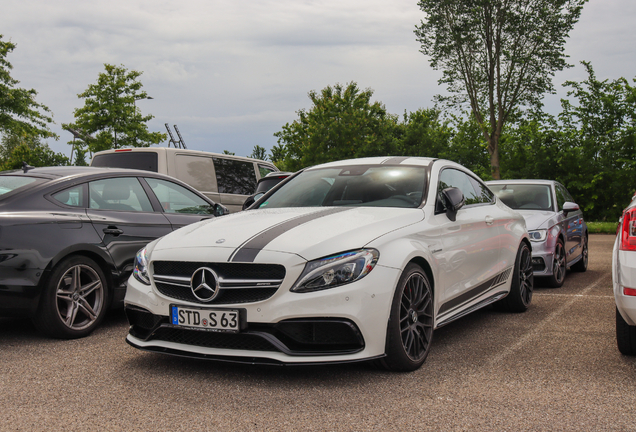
[547,239,566,288]
[616,307,636,355]
[33,256,109,339]
[571,235,588,272]
[381,263,434,372]
[497,242,533,313]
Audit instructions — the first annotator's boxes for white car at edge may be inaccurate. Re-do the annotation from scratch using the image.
[613,198,636,355]
[124,157,533,371]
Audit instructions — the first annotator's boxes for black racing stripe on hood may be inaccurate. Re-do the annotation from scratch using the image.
[382,156,409,165]
[229,207,353,262]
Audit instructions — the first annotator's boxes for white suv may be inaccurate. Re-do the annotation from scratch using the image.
[613,198,636,355]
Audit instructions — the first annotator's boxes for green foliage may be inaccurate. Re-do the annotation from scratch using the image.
[64,64,166,158]
[0,132,68,171]
[273,82,400,171]
[222,150,235,155]
[249,145,268,160]
[0,35,57,140]
[415,0,587,178]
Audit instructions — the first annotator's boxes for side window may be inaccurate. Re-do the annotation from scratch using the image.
[468,176,494,204]
[174,155,217,192]
[89,177,153,212]
[555,184,567,212]
[52,185,84,207]
[437,168,481,210]
[258,164,276,179]
[213,157,257,195]
[144,178,214,214]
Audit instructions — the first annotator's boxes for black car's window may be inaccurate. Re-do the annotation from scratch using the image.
[0,176,38,196]
[489,184,553,211]
[91,152,158,172]
[259,165,426,209]
[437,168,486,210]
[213,158,257,195]
[144,178,213,214]
[89,177,153,212]
[52,185,84,207]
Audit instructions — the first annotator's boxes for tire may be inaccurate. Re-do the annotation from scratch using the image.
[381,263,434,372]
[497,242,533,313]
[571,234,588,272]
[33,256,109,339]
[616,307,636,355]
[547,238,566,288]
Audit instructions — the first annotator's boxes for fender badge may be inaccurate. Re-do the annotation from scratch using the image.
[216,239,226,244]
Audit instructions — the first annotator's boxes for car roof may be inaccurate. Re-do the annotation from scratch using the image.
[486,179,556,186]
[308,157,437,170]
[1,166,165,181]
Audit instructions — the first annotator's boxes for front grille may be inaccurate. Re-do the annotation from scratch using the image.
[152,261,286,305]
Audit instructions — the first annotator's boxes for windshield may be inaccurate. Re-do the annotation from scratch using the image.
[258,165,427,209]
[0,176,39,197]
[489,184,553,211]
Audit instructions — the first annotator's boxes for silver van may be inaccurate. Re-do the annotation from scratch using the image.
[90,147,278,213]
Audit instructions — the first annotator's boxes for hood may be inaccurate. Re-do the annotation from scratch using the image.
[515,210,557,230]
[153,206,424,262]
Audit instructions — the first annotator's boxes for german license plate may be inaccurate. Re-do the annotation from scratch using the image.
[170,305,240,332]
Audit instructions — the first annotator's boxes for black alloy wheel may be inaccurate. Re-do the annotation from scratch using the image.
[382,263,434,371]
[34,256,109,339]
[497,242,533,313]
[571,235,588,272]
[548,239,566,288]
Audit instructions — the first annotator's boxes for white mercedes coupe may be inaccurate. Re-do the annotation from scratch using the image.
[124,157,533,371]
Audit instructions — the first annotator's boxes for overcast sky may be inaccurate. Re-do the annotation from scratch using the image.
[2,0,635,160]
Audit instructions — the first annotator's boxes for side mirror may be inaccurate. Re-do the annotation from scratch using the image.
[442,187,465,222]
[213,203,230,217]
[242,192,265,211]
[563,202,579,215]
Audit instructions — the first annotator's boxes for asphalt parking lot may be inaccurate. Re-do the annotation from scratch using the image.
[1,234,634,431]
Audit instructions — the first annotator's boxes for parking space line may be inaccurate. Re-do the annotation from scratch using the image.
[488,277,606,365]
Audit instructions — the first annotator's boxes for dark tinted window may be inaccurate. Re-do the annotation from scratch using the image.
[52,185,84,207]
[437,168,486,208]
[213,158,256,195]
[91,152,158,172]
[259,166,426,209]
[255,176,288,194]
[555,184,569,211]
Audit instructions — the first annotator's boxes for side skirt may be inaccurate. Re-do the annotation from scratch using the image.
[435,290,508,329]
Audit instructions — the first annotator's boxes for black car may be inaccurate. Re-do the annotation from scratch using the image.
[242,172,292,210]
[0,166,227,339]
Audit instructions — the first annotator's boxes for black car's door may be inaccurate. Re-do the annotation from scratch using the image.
[140,177,217,230]
[85,177,172,276]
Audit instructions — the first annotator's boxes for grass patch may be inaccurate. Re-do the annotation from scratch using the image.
[588,221,618,234]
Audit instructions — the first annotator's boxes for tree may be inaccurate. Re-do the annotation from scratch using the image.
[0,35,57,140]
[415,0,587,179]
[64,64,165,156]
[249,145,268,161]
[0,132,68,170]
[274,82,399,171]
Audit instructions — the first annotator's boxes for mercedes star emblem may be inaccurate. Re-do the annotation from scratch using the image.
[190,267,220,302]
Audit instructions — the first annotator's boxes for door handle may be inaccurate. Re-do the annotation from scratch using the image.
[485,216,494,226]
[103,227,124,236]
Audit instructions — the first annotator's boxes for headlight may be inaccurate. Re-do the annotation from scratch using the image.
[291,249,379,293]
[133,247,150,285]
[528,229,548,242]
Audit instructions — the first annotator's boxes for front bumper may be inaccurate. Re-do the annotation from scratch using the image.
[124,250,401,364]
[529,241,555,276]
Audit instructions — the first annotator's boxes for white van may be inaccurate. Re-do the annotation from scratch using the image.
[90,147,278,213]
